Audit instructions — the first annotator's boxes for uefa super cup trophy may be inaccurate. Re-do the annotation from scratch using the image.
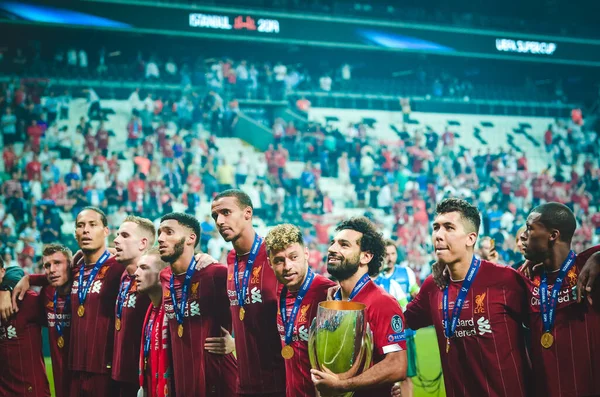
[308,301,373,397]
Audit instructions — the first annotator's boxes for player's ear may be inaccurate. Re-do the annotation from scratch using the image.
[549,228,560,243]
[244,206,253,220]
[360,251,374,266]
[103,226,109,238]
[466,232,478,249]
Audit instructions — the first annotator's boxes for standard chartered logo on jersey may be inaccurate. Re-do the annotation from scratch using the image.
[227,288,263,306]
[443,296,493,338]
[164,300,202,319]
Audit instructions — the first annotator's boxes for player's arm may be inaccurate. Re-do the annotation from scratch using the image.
[403,277,434,330]
[204,266,235,355]
[0,266,24,321]
[312,351,406,394]
[10,273,48,313]
[576,246,600,305]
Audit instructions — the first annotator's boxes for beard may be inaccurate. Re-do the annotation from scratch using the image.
[160,237,186,264]
[327,252,361,282]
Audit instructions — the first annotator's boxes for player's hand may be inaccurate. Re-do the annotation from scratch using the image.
[519,260,543,280]
[311,369,346,396]
[205,326,235,355]
[577,252,600,305]
[431,262,449,290]
[0,291,14,323]
[391,382,402,397]
[194,253,218,271]
[326,285,340,301]
[12,275,30,312]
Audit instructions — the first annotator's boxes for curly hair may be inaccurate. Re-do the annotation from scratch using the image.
[265,224,304,256]
[435,198,481,234]
[335,217,385,277]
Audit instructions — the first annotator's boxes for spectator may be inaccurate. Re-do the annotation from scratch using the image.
[146,57,160,79]
[319,74,332,92]
[78,48,88,68]
[1,107,18,145]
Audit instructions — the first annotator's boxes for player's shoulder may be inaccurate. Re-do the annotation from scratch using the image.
[159,266,172,281]
[576,245,600,268]
[311,274,337,296]
[418,275,438,293]
[479,260,528,288]
[200,262,228,278]
[363,280,399,306]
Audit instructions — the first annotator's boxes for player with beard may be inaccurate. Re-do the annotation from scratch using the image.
[158,212,237,396]
[265,224,337,397]
[13,207,124,396]
[403,199,532,397]
[520,202,600,397]
[134,248,173,397]
[0,254,50,397]
[40,244,74,397]
[111,215,155,396]
[312,217,407,396]
[211,189,286,397]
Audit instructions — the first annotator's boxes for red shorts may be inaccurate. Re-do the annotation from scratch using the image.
[69,371,117,397]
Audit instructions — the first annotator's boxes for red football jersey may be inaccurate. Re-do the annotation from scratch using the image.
[525,245,600,397]
[405,260,531,397]
[277,274,336,397]
[70,257,124,373]
[161,263,237,397]
[0,291,50,397]
[226,242,286,394]
[41,285,72,397]
[112,270,151,384]
[351,280,407,397]
[139,304,173,397]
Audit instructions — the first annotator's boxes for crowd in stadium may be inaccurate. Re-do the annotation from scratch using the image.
[1,67,600,281]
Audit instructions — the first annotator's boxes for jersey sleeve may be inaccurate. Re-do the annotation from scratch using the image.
[404,276,434,330]
[1,266,24,288]
[371,296,407,355]
[29,273,49,287]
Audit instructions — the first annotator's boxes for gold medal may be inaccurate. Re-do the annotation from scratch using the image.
[239,307,245,321]
[446,338,450,353]
[115,318,121,331]
[57,336,65,349]
[281,345,294,360]
[177,324,184,338]
[541,332,554,349]
[77,305,85,317]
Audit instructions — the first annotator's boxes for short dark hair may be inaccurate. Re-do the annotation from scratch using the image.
[530,202,576,242]
[160,212,201,248]
[385,239,397,249]
[335,217,385,277]
[213,189,253,210]
[78,206,108,227]
[435,198,481,234]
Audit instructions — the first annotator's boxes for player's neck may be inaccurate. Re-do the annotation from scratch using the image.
[83,246,108,266]
[125,257,140,276]
[447,253,474,282]
[233,227,257,255]
[544,244,572,272]
[171,250,194,275]
[339,268,369,300]
[148,285,162,307]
